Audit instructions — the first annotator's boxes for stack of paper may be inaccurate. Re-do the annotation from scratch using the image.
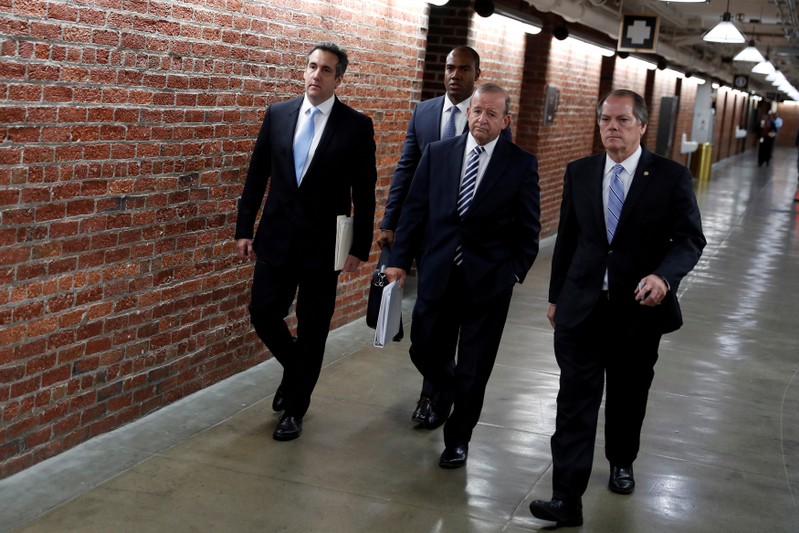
[334,215,353,271]
[373,280,403,348]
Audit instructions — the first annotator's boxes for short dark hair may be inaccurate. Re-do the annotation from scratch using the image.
[449,45,481,72]
[596,89,648,126]
[309,42,349,78]
[474,83,510,115]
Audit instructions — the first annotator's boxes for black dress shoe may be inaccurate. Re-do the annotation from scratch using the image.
[609,465,635,494]
[271,385,285,412]
[529,499,583,527]
[439,443,468,469]
[412,395,432,422]
[273,414,302,441]
[421,392,452,430]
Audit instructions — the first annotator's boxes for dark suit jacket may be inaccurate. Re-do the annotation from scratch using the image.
[389,134,540,303]
[235,96,376,269]
[549,147,706,334]
[380,95,511,232]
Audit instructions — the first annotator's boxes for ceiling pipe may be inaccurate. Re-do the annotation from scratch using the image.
[522,0,736,86]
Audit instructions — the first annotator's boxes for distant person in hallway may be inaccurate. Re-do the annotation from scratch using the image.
[377,45,510,428]
[384,83,540,469]
[758,113,778,167]
[235,42,376,442]
[529,89,706,528]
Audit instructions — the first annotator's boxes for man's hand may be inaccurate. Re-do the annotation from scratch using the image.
[342,255,361,273]
[547,304,556,329]
[634,274,668,307]
[384,267,407,288]
[377,230,395,248]
[236,238,256,260]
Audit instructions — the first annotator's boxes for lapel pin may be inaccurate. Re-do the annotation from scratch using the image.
[643,171,650,176]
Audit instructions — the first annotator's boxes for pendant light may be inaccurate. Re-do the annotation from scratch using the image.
[703,0,746,44]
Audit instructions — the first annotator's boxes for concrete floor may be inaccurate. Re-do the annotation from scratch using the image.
[2,147,799,532]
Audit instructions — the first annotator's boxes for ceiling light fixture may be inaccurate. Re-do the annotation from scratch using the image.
[702,1,746,44]
[752,56,776,75]
[733,41,766,62]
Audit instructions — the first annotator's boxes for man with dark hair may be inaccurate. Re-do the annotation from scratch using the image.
[235,42,376,442]
[378,45,495,427]
[529,89,705,527]
[385,83,540,468]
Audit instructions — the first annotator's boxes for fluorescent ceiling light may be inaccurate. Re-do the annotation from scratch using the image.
[703,12,746,44]
[565,35,615,57]
[733,42,766,63]
[493,13,542,35]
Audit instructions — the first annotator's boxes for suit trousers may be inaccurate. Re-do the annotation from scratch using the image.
[551,295,661,503]
[410,266,514,447]
[248,258,339,419]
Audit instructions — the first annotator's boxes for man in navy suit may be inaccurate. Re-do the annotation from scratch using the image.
[529,90,705,527]
[385,83,540,468]
[235,42,376,442]
[377,46,482,425]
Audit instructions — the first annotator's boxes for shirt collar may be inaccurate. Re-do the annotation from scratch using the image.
[466,132,499,159]
[301,94,335,116]
[605,145,642,177]
[443,95,471,115]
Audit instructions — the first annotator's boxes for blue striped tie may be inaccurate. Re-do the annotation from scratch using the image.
[607,163,625,243]
[454,145,484,265]
[442,106,459,139]
[294,107,320,185]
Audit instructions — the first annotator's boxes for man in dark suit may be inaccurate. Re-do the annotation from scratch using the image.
[529,90,705,527]
[385,83,540,468]
[235,42,376,442]
[377,46,483,425]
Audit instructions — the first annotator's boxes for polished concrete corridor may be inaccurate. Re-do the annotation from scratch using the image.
[2,147,799,532]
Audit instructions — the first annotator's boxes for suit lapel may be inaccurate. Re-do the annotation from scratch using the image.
[445,136,468,215]
[301,97,341,187]
[618,148,654,228]
[589,154,606,234]
[468,137,510,212]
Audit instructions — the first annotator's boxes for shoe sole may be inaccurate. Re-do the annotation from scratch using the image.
[608,484,634,495]
[439,460,466,469]
[273,431,301,441]
[529,504,583,527]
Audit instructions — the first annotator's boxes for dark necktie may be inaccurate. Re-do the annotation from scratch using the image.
[442,106,460,140]
[606,163,625,242]
[454,145,485,265]
[294,107,320,185]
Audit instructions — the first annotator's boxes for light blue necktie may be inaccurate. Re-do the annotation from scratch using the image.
[294,107,320,184]
[606,163,625,242]
[454,145,484,265]
[442,106,460,140]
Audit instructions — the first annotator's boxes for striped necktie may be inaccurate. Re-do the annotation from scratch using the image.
[606,163,625,243]
[454,145,484,265]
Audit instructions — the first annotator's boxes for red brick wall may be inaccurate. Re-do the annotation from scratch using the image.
[1,0,746,478]
[468,12,527,136]
[0,0,425,478]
